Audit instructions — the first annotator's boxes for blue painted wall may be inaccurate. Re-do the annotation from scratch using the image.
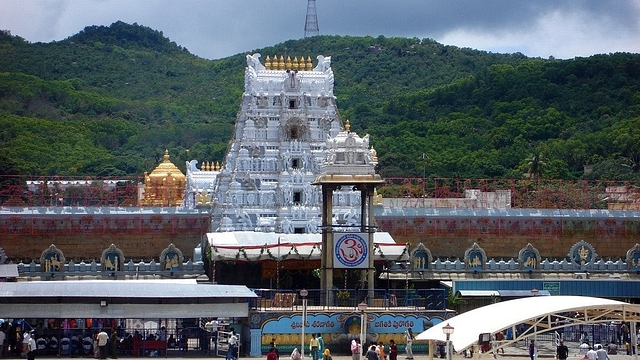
[453,279,640,298]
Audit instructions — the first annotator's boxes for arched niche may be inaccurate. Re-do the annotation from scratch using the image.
[410,243,432,271]
[518,243,541,271]
[464,242,486,271]
[626,243,640,271]
[160,244,184,272]
[568,240,597,267]
[101,244,124,272]
[40,244,65,274]
[281,117,309,141]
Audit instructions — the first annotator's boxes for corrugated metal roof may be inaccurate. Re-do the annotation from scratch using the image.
[498,290,550,297]
[0,279,257,299]
[457,290,499,297]
[457,290,551,297]
[453,279,640,298]
[0,264,19,278]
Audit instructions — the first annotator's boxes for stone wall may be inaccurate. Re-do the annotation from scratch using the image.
[2,211,638,263]
[393,234,636,260]
[1,233,203,263]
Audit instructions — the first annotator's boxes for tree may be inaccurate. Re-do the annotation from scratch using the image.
[526,152,546,179]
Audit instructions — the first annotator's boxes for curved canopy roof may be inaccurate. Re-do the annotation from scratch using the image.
[205,231,408,261]
[416,296,640,355]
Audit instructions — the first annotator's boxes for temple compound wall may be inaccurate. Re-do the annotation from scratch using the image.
[2,209,640,267]
[0,210,209,262]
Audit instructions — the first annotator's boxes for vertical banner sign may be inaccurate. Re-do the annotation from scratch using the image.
[334,233,369,269]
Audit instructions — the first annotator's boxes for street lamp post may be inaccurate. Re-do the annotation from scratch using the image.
[300,289,308,359]
[405,261,410,290]
[531,288,538,360]
[277,237,281,291]
[442,323,454,360]
[358,302,368,350]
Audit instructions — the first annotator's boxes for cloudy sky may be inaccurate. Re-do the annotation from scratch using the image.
[1,0,639,60]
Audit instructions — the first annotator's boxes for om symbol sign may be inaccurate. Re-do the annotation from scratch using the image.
[335,234,368,268]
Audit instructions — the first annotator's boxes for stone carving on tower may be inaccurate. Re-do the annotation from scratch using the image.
[184,53,368,234]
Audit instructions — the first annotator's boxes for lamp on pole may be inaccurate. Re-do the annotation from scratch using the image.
[277,237,281,291]
[531,288,538,360]
[421,153,429,193]
[358,302,368,348]
[442,323,454,360]
[300,289,308,360]
[405,261,410,290]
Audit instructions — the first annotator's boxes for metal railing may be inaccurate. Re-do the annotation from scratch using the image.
[250,288,447,311]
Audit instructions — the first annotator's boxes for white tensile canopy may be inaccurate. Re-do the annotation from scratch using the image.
[416,295,640,357]
[204,231,409,262]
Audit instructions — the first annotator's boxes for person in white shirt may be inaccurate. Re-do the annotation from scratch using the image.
[0,327,6,358]
[22,330,31,357]
[96,330,108,359]
[26,331,36,360]
[227,331,238,360]
[586,347,597,360]
[595,344,610,360]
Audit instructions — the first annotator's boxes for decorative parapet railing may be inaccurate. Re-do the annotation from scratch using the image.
[250,288,448,311]
[15,258,205,279]
[390,241,640,277]
[393,258,631,273]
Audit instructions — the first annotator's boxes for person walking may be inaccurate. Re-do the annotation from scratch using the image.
[556,340,569,360]
[404,328,414,360]
[351,339,362,360]
[388,340,398,360]
[595,344,610,360]
[322,349,333,360]
[309,334,320,360]
[0,325,6,359]
[495,331,505,354]
[227,330,238,360]
[109,328,119,359]
[267,347,278,360]
[529,340,536,360]
[26,331,36,360]
[621,322,630,347]
[291,348,301,360]
[377,341,386,360]
[317,334,325,356]
[96,329,108,360]
[366,345,378,360]
[269,341,280,360]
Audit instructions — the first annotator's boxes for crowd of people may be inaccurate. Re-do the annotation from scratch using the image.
[0,320,181,359]
[267,328,414,360]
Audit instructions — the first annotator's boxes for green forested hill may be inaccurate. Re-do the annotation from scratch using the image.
[1,21,639,180]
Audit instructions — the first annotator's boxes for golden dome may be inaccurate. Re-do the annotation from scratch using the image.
[147,150,185,180]
[141,150,186,206]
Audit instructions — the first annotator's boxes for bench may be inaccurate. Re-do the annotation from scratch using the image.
[133,339,167,356]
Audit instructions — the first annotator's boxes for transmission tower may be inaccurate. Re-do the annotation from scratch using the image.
[304,0,320,38]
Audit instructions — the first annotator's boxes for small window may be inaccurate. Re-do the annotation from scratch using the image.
[294,227,305,234]
[293,191,301,203]
[289,99,297,109]
[291,158,300,169]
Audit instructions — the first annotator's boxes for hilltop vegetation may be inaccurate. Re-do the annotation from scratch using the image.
[0,22,639,180]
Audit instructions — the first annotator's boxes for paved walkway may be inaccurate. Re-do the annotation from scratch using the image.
[12,341,639,360]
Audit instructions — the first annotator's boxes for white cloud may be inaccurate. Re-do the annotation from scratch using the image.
[0,0,639,60]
